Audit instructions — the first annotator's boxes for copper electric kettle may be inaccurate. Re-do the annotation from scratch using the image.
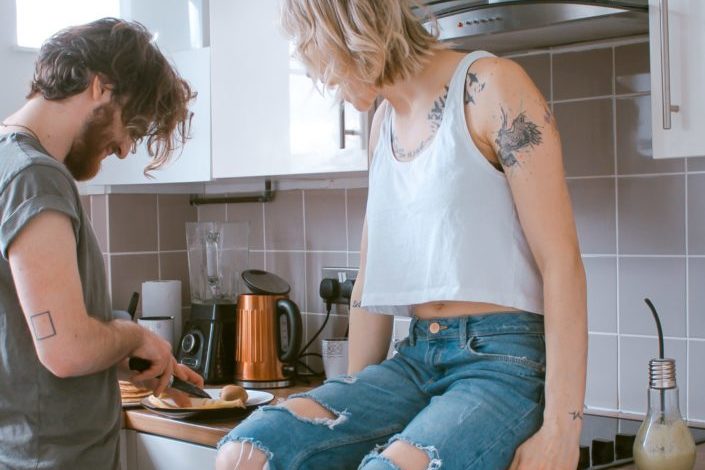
[234,270,302,388]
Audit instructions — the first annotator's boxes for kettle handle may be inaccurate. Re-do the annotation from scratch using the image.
[276,299,302,364]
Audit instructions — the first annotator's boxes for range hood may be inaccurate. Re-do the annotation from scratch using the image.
[419,1,649,53]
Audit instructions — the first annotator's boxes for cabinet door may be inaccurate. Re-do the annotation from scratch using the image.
[135,433,216,470]
[649,0,705,159]
[210,0,290,178]
[88,47,211,185]
[210,0,369,178]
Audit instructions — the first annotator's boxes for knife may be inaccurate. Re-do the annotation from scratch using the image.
[128,357,211,399]
[126,292,140,321]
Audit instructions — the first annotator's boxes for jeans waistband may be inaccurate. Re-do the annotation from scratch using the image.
[407,311,544,346]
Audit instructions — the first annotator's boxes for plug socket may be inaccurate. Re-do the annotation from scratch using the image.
[320,267,358,306]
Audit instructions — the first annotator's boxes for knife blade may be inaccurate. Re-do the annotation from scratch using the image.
[128,357,211,399]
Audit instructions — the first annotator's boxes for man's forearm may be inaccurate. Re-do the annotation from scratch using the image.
[39,317,143,378]
[541,258,588,427]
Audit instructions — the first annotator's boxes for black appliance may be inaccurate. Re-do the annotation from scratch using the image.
[578,412,705,469]
[176,303,236,384]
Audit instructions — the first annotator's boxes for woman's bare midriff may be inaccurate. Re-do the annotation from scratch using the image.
[412,301,520,319]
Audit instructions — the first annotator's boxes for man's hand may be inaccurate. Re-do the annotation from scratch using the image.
[127,358,206,404]
[508,422,580,470]
[128,328,176,395]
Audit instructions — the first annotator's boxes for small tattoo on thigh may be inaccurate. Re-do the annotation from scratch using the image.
[30,311,57,340]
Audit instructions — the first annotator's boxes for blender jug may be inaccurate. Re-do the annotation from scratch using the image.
[186,222,250,304]
[178,222,249,383]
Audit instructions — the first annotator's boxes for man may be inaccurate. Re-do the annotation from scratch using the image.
[0,18,203,469]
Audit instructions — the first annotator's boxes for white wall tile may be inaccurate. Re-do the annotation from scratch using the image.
[687,341,705,422]
[586,334,618,410]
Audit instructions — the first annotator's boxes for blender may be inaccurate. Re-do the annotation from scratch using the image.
[176,222,249,384]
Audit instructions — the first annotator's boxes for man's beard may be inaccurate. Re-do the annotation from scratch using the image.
[64,103,118,181]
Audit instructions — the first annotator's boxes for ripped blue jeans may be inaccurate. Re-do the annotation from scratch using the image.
[218,311,546,470]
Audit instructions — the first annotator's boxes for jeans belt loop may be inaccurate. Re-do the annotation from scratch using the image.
[459,316,468,347]
[408,317,418,346]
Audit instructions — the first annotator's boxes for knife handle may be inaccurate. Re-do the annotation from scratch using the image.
[128,357,151,372]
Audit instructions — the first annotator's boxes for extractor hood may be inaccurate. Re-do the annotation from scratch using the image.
[418,1,649,53]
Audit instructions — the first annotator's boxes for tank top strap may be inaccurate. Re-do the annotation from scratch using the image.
[444,50,496,115]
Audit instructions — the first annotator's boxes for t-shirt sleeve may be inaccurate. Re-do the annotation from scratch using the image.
[0,164,81,260]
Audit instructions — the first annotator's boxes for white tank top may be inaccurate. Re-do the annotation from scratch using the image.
[361,51,544,317]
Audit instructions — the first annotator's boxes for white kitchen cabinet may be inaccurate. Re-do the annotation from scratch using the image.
[649,0,705,159]
[133,432,216,470]
[89,47,212,185]
[119,430,132,470]
[209,0,369,179]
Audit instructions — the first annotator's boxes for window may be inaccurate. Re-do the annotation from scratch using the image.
[15,0,120,49]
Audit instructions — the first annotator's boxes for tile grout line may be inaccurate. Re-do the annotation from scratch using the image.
[302,190,308,315]
[262,201,267,270]
[111,250,187,256]
[301,189,313,367]
[553,93,648,105]
[685,158,690,420]
[612,44,622,414]
[567,172,691,180]
[105,195,112,304]
[591,331,698,341]
[344,189,350,267]
[156,195,161,279]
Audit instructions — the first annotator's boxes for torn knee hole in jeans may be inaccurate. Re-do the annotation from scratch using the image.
[267,394,350,430]
[376,436,443,470]
[228,438,273,468]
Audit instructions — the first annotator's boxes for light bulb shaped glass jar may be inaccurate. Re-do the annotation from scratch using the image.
[633,358,696,470]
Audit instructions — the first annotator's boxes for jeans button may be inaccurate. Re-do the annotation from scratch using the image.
[429,322,441,334]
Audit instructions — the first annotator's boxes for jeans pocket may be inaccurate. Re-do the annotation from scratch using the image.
[392,337,409,355]
[465,333,546,375]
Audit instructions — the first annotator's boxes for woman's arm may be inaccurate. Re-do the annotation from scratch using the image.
[466,57,587,470]
[348,217,393,374]
[348,101,394,374]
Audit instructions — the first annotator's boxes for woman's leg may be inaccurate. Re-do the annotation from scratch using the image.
[359,314,546,470]
[216,353,433,470]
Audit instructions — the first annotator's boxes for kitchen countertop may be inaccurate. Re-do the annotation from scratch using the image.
[122,380,319,448]
[123,384,705,468]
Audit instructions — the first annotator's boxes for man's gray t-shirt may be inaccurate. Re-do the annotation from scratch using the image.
[0,132,120,470]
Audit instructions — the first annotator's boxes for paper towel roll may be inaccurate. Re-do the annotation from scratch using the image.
[142,280,182,344]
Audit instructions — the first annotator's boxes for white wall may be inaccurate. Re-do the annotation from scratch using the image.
[0,0,37,119]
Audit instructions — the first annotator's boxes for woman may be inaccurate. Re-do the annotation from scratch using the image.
[217,1,587,469]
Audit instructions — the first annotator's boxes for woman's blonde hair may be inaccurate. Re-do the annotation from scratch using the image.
[281,0,444,88]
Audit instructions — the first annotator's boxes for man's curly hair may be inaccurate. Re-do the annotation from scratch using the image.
[29,17,195,174]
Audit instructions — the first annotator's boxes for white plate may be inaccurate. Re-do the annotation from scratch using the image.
[204,388,275,408]
[141,389,275,420]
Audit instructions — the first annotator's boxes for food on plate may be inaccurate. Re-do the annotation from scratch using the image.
[119,380,152,406]
[146,391,247,410]
[220,384,248,403]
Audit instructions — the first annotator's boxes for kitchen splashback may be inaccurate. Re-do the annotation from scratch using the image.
[84,35,705,424]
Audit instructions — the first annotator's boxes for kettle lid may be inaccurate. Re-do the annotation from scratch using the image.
[241,269,291,295]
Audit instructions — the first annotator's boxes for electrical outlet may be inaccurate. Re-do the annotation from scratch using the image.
[321,266,359,306]
[322,267,358,284]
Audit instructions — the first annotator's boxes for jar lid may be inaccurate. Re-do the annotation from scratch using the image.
[241,269,291,295]
[649,358,677,389]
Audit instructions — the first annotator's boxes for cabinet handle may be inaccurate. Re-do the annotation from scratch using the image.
[659,0,680,130]
[339,101,361,149]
